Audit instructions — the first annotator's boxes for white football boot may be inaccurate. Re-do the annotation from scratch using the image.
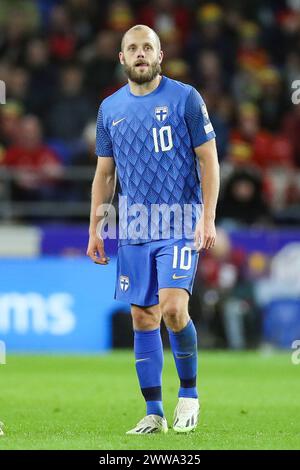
[0,421,4,436]
[126,414,168,435]
[173,397,200,433]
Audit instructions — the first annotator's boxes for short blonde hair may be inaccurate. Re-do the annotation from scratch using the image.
[121,24,161,52]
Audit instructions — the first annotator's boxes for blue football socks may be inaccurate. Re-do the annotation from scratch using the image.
[168,319,198,399]
[134,328,164,417]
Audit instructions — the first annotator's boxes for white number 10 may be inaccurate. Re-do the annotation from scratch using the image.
[173,246,192,270]
[152,126,173,152]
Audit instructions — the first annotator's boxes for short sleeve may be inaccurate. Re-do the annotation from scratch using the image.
[185,87,216,148]
[95,104,113,157]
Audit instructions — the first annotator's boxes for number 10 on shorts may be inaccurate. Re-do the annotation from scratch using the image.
[172,246,192,270]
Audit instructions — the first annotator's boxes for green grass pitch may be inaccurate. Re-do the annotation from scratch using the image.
[0,351,299,450]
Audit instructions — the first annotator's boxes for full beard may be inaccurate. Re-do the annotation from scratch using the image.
[123,60,162,84]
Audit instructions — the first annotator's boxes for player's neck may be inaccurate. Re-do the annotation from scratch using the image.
[128,75,162,96]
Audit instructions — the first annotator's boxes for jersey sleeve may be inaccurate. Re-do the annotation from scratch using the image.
[95,104,113,157]
[185,87,216,148]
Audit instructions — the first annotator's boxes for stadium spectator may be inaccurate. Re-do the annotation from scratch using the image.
[217,168,271,227]
[2,115,63,202]
[72,121,97,202]
[228,103,294,170]
[0,101,23,149]
[83,31,119,101]
[105,0,134,32]
[258,67,286,131]
[0,0,40,63]
[24,38,58,119]
[191,228,260,348]
[5,66,30,110]
[282,101,300,168]
[137,0,190,44]
[47,4,77,62]
[194,49,227,95]
[46,64,94,143]
[188,3,236,75]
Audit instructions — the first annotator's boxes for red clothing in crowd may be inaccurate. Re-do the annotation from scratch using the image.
[137,4,190,43]
[3,145,61,189]
[229,130,294,169]
[4,145,60,169]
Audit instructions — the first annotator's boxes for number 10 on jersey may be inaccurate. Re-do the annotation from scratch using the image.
[152,126,173,152]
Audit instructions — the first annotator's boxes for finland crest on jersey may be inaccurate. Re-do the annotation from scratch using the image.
[155,106,168,122]
[120,275,130,292]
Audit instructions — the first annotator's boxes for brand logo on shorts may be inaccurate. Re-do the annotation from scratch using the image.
[172,274,189,280]
[120,275,130,292]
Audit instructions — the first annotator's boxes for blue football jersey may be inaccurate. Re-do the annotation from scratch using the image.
[95,75,216,244]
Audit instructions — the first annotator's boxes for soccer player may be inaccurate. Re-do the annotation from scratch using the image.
[87,25,220,434]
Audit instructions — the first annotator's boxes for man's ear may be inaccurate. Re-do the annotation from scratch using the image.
[119,51,124,65]
[158,50,164,64]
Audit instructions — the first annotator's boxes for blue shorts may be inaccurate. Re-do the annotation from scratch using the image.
[114,238,199,307]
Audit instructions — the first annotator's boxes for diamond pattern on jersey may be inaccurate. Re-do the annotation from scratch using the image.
[111,101,200,210]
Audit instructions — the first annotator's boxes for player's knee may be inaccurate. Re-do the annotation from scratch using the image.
[131,307,160,330]
[161,301,186,328]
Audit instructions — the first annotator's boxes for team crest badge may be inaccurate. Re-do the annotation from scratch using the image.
[120,275,130,292]
[155,106,168,122]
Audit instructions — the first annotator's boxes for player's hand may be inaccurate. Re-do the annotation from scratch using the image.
[194,215,216,252]
[86,234,110,265]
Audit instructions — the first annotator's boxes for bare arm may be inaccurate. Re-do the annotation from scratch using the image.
[194,138,220,250]
[87,157,116,264]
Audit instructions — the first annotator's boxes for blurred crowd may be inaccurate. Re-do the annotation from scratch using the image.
[0,0,300,226]
[191,228,263,348]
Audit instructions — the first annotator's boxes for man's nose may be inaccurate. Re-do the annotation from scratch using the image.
[136,48,145,58]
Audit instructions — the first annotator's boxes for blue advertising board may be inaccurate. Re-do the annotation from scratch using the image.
[0,258,129,352]
[263,299,300,348]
